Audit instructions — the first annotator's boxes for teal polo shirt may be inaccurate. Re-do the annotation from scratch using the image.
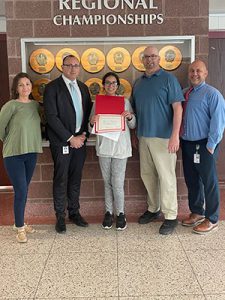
[131,69,184,138]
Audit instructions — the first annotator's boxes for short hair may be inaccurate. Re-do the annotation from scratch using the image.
[11,72,33,99]
[62,55,78,65]
[102,72,120,86]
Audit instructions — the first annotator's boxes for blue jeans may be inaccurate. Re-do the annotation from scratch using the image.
[4,153,37,227]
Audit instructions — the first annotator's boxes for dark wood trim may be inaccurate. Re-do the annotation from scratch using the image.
[209,31,225,38]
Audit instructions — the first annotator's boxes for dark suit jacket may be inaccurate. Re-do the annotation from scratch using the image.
[43,76,92,146]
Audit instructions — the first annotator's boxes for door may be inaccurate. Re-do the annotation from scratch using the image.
[0,33,11,186]
[209,37,225,180]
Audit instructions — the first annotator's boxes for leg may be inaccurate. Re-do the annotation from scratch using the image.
[139,137,160,213]
[50,145,71,216]
[67,146,86,216]
[111,158,127,215]
[24,153,37,205]
[197,144,220,223]
[181,140,205,216]
[4,155,28,227]
[99,156,114,214]
[150,138,178,220]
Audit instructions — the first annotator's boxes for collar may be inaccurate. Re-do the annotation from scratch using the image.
[62,74,78,86]
[192,81,205,92]
[143,68,163,79]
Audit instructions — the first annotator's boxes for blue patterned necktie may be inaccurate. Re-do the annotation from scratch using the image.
[69,81,83,131]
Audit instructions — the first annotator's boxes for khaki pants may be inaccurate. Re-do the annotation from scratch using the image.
[139,137,178,220]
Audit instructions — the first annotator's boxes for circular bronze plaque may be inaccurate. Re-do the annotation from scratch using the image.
[106,47,131,72]
[159,46,182,71]
[56,48,80,72]
[116,78,132,99]
[132,46,146,71]
[85,78,104,100]
[32,78,51,102]
[29,49,55,74]
[81,48,105,73]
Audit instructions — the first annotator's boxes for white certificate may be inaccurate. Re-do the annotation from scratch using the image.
[95,114,125,133]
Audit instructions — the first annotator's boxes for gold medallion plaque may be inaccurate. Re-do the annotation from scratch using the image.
[106,47,131,72]
[29,49,55,74]
[132,46,146,71]
[56,48,80,71]
[85,78,104,100]
[32,78,51,102]
[81,48,105,73]
[116,78,132,99]
[159,46,182,70]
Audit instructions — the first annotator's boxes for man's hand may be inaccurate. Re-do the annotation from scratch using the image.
[70,133,86,149]
[207,147,214,155]
[168,134,180,153]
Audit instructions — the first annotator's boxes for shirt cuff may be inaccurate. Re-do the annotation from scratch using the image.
[206,141,216,151]
[67,135,74,142]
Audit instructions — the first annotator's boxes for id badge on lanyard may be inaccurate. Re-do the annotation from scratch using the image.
[194,144,200,164]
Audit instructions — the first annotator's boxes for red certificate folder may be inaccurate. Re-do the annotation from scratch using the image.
[95,95,124,114]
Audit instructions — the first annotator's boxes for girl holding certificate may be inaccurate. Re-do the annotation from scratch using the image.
[89,72,136,230]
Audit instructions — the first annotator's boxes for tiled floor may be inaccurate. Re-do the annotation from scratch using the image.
[1,222,225,299]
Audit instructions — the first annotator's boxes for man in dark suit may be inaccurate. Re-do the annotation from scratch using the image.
[44,55,92,233]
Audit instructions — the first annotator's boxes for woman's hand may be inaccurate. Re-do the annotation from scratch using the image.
[122,111,133,121]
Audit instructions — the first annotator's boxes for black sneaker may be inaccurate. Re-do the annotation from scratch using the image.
[55,216,66,233]
[69,212,88,227]
[116,213,127,231]
[102,212,113,229]
[159,219,178,235]
[138,210,160,224]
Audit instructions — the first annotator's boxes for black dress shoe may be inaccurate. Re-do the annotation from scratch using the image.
[69,212,88,227]
[55,216,66,233]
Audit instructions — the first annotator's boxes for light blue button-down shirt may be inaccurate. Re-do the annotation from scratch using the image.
[182,82,225,150]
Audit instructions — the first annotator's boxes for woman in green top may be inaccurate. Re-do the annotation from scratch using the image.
[0,72,42,243]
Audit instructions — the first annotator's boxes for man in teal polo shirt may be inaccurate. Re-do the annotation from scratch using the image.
[131,46,184,235]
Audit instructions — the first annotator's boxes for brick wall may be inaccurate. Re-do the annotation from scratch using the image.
[5,0,209,222]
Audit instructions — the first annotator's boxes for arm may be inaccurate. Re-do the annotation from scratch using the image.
[207,92,225,153]
[122,99,136,129]
[168,102,183,153]
[0,102,14,141]
[43,82,74,142]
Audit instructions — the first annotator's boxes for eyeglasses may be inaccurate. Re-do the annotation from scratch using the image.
[104,81,118,86]
[143,55,159,59]
[63,64,80,68]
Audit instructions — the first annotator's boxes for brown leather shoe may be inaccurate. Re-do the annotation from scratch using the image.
[182,213,205,227]
[193,219,218,234]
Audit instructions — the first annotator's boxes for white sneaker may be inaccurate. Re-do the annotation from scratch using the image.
[13,223,36,233]
[16,228,28,243]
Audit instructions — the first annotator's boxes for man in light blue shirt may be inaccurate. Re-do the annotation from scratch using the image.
[181,59,225,234]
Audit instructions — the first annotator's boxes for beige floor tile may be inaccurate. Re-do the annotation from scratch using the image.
[176,221,225,251]
[118,250,203,297]
[205,295,225,300]
[186,249,225,294]
[0,254,48,298]
[35,252,118,298]
[120,296,205,300]
[35,298,119,300]
[51,224,117,253]
[117,223,183,252]
[0,225,56,255]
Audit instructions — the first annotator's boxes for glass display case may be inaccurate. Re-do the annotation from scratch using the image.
[21,36,195,101]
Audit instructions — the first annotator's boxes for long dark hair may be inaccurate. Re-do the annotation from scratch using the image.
[11,72,33,99]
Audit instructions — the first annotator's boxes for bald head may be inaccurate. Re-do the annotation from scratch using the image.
[188,60,208,87]
[142,46,160,75]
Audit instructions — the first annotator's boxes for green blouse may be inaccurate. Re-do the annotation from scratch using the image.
[0,100,43,158]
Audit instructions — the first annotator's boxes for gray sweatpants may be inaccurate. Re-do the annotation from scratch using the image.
[99,156,127,216]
